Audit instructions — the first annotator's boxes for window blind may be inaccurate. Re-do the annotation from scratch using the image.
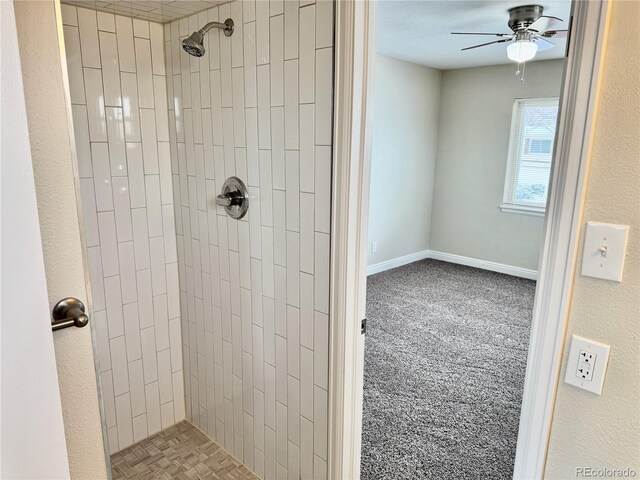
[503,98,559,209]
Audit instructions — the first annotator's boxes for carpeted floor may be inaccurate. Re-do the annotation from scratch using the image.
[361,259,536,480]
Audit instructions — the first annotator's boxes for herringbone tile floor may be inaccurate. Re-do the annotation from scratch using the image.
[111,421,258,480]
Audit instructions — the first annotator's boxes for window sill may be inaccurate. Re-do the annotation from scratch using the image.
[499,204,546,217]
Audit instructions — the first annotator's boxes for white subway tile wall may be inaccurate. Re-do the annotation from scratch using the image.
[62,1,333,476]
[61,6,185,454]
[166,1,333,478]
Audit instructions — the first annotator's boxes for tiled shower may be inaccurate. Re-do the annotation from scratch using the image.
[61,1,333,478]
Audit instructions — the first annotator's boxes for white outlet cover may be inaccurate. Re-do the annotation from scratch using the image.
[581,221,629,282]
[564,334,611,395]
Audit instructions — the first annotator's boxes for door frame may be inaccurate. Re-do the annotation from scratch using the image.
[327,1,611,479]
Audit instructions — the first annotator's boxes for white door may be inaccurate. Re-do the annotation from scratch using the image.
[0,1,70,478]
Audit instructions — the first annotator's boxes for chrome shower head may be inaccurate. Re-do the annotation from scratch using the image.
[182,31,205,57]
[182,18,234,57]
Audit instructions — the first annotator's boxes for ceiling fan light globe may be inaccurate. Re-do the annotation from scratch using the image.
[507,40,538,63]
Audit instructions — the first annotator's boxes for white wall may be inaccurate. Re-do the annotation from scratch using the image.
[545,0,640,475]
[429,60,565,271]
[367,55,441,266]
[61,5,185,454]
[166,1,333,478]
[13,1,108,477]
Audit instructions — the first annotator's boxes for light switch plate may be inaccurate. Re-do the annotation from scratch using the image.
[564,335,610,395]
[581,222,629,282]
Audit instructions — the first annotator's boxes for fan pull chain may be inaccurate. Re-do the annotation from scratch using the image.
[515,61,527,83]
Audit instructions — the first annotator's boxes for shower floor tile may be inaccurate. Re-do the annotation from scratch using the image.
[111,421,258,480]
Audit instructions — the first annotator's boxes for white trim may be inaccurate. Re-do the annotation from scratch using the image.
[427,251,538,280]
[499,203,546,217]
[327,2,375,480]
[514,2,611,478]
[366,250,430,276]
[367,249,538,280]
[329,1,610,479]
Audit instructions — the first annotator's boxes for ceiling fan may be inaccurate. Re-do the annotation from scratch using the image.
[451,5,568,64]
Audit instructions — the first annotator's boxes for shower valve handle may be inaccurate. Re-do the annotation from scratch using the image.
[215,194,231,207]
[216,177,249,220]
[215,192,243,207]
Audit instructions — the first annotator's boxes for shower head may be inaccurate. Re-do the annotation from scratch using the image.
[182,18,234,57]
[182,31,205,57]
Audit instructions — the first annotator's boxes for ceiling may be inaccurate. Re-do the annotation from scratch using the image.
[376,0,572,70]
[61,0,227,23]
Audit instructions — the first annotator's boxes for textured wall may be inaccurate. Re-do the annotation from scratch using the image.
[61,5,185,454]
[367,55,441,266]
[545,1,640,476]
[165,0,333,478]
[430,60,564,271]
[14,1,108,477]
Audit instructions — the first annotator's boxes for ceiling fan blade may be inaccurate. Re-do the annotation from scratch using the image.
[451,32,513,37]
[526,15,562,33]
[535,36,556,51]
[541,29,569,38]
[461,38,511,51]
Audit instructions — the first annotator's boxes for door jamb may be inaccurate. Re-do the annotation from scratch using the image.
[327,1,611,479]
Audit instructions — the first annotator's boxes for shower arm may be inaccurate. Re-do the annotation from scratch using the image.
[200,21,227,33]
[200,18,234,37]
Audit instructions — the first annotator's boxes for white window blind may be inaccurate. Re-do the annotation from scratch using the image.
[502,97,559,214]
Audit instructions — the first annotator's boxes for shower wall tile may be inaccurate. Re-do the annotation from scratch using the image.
[77,7,101,68]
[115,16,136,73]
[97,11,115,33]
[132,414,148,443]
[166,2,333,478]
[298,5,315,104]
[99,32,122,107]
[62,6,184,454]
[79,179,100,246]
[61,4,77,26]
[114,393,134,448]
[71,105,92,176]
[134,18,150,39]
[84,68,107,141]
[63,25,86,105]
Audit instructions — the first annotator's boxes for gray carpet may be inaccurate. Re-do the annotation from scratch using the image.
[361,259,535,480]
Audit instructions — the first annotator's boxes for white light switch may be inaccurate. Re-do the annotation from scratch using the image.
[564,335,610,395]
[581,222,629,282]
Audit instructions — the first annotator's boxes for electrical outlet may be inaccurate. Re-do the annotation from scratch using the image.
[565,335,610,395]
[576,350,595,381]
[371,241,377,253]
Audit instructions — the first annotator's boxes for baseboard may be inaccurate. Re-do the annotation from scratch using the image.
[367,249,538,280]
[427,250,538,280]
[367,250,431,276]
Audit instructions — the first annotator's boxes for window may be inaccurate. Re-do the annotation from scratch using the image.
[525,138,553,154]
[501,98,559,215]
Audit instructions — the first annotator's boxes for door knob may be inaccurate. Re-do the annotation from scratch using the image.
[51,297,89,331]
[216,176,249,219]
